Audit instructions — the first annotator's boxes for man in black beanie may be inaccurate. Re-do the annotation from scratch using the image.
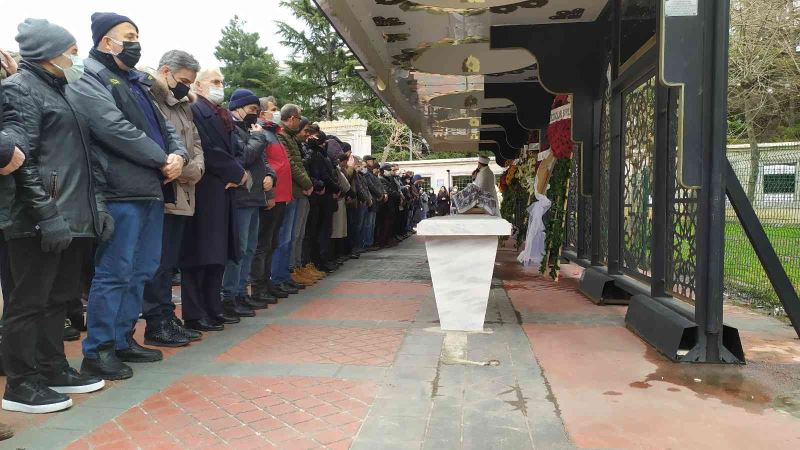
[1,18,108,414]
[66,12,188,381]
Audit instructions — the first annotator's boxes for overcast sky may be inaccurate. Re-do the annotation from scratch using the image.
[0,0,305,69]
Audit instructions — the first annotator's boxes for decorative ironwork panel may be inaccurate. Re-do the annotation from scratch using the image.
[565,151,579,252]
[666,94,698,300]
[580,186,593,260]
[598,81,612,264]
[621,77,656,279]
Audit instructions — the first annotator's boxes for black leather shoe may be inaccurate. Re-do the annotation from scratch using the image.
[116,333,163,363]
[253,293,278,305]
[172,317,202,341]
[214,313,240,325]
[64,319,80,342]
[242,294,268,310]
[285,280,305,290]
[185,318,223,332]
[81,342,133,381]
[66,309,86,331]
[144,320,190,348]
[2,379,72,414]
[268,286,289,299]
[223,297,255,318]
[278,283,299,295]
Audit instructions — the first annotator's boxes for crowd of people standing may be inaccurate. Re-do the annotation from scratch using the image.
[0,12,449,424]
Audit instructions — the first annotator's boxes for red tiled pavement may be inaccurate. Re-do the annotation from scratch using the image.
[328,281,431,298]
[217,325,404,366]
[65,375,377,450]
[504,276,626,316]
[523,323,800,449]
[289,298,421,322]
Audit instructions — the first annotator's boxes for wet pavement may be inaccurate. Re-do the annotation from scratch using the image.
[0,237,798,449]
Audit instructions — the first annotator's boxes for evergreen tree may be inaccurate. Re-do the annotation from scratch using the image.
[214,16,286,100]
[276,0,362,120]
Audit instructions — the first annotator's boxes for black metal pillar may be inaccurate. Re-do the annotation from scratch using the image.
[685,0,738,363]
[651,84,672,298]
[590,96,603,267]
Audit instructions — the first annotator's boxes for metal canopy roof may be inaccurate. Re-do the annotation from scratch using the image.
[315,0,610,154]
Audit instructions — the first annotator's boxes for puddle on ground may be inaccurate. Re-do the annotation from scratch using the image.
[633,348,777,414]
[772,391,800,418]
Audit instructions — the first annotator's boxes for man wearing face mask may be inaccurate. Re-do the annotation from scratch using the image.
[66,12,189,381]
[141,50,205,348]
[1,18,108,414]
[222,89,277,316]
[179,68,247,332]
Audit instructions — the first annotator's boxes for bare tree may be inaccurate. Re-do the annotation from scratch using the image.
[729,0,800,200]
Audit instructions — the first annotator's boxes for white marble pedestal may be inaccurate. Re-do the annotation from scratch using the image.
[417,216,512,332]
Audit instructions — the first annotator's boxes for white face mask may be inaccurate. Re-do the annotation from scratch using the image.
[207,86,225,105]
[272,111,282,123]
[52,53,84,84]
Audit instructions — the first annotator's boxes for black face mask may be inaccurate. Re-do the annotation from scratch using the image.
[169,74,190,100]
[112,39,141,69]
[243,113,258,128]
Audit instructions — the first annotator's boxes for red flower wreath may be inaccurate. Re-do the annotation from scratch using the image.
[546,94,575,160]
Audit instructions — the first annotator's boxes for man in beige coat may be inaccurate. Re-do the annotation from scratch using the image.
[141,50,205,347]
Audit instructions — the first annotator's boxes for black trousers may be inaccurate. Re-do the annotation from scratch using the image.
[142,214,186,326]
[317,195,335,264]
[376,200,398,246]
[180,264,224,322]
[0,233,13,317]
[250,202,286,295]
[2,237,92,386]
[302,195,321,267]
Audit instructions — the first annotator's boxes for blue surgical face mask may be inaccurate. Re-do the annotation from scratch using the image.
[52,53,84,84]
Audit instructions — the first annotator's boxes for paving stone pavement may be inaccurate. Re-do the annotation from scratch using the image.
[1,237,573,450]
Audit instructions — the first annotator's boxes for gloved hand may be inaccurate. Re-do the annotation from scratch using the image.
[38,216,72,253]
[98,211,115,242]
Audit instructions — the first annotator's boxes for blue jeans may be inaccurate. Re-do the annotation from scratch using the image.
[362,209,376,249]
[348,205,367,252]
[271,199,297,284]
[222,207,260,299]
[83,201,163,358]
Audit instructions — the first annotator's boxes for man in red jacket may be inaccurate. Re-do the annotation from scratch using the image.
[250,99,293,302]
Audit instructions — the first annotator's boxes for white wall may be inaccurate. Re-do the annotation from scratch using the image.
[318,119,372,158]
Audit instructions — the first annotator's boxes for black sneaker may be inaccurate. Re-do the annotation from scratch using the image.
[81,342,133,381]
[116,333,163,363]
[2,380,72,414]
[171,317,202,341]
[144,319,190,348]
[45,367,105,395]
[278,283,299,295]
[64,319,80,342]
[242,294,268,310]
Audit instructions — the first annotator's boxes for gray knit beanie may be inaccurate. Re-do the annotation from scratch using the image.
[15,18,76,62]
